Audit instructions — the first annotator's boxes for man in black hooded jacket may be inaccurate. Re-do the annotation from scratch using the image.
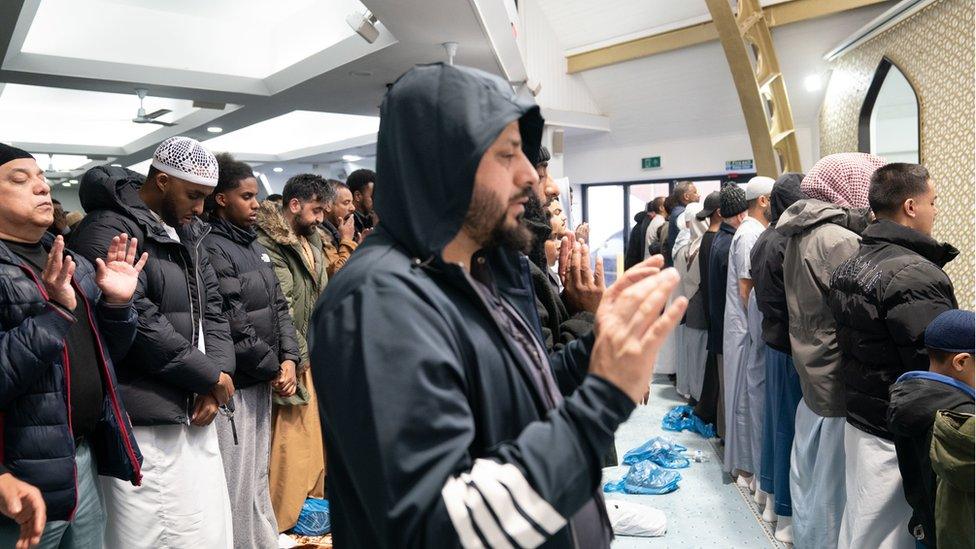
[309,63,686,548]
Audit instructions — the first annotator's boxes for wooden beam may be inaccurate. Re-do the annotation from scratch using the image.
[567,0,890,74]
[705,0,778,177]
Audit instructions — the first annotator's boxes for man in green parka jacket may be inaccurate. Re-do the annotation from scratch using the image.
[254,174,331,531]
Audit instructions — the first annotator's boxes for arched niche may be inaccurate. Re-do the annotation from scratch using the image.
[858,57,920,163]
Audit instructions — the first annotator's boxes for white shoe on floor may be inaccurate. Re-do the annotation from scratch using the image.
[735,475,752,491]
[748,475,757,494]
[754,487,766,505]
[774,515,793,544]
[761,499,777,523]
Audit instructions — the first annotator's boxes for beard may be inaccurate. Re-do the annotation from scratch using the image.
[463,185,534,254]
[293,217,317,237]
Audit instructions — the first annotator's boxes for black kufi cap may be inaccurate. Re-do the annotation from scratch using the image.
[0,143,34,168]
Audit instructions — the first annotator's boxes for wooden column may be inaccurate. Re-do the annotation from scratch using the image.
[705,0,803,177]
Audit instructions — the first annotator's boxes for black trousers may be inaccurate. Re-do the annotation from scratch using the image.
[694,351,725,439]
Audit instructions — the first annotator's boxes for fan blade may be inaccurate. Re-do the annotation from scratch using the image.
[145,109,172,120]
[148,120,177,127]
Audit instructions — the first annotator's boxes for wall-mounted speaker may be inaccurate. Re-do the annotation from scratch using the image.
[552,129,564,155]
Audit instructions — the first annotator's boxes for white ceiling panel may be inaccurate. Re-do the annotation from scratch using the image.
[0,83,196,147]
[21,0,366,79]
[566,5,892,145]
[534,0,793,52]
[203,110,379,156]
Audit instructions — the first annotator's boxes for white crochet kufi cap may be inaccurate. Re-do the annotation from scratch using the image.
[151,136,219,187]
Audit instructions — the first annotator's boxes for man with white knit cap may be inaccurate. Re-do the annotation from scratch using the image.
[71,136,235,548]
[722,176,774,506]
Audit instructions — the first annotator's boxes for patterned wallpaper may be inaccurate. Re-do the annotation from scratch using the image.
[819,0,975,308]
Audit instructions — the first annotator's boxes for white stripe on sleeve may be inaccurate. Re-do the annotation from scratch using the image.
[470,460,566,534]
[441,476,486,549]
[441,459,567,548]
[459,471,546,548]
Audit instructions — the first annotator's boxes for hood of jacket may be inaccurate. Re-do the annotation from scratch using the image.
[79,165,210,243]
[770,172,806,224]
[524,194,552,271]
[931,409,976,489]
[776,198,871,239]
[255,199,298,246]
[373,63,543,262]
[207,215,256,247]
[633,211,646,223]
[888,374,975,437]
[862,219,959,269]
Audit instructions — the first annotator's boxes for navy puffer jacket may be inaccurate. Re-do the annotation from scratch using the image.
[0,234,142,522]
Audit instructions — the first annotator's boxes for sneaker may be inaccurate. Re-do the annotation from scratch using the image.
[735,475,752,491]
[774,515,793,544]
[748,475,757,494]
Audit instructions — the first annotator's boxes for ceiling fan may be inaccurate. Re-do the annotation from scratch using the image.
[132,88,176,127]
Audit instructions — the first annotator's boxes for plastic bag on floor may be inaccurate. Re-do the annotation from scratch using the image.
[603,460,682,495]
[605,499,667,537]
[622,436,690,468]
[292,498,331,536]
[662,405,716,438]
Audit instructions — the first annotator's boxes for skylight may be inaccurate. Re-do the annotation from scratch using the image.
[21,0,368,79]
[0,84,196,147]
[203,110,379,156]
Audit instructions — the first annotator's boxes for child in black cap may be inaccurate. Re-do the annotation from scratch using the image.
[887,309,975,548]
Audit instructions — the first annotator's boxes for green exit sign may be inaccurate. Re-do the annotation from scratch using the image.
[641,156,661,170]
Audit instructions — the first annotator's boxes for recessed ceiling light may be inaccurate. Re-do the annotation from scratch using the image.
[273,167,284,173]
[69,179,78,184]
[207,126,223,133]
[61,182,71,187]
[111,164,122,167]
[342,154,363,162]
[804,74,822,92]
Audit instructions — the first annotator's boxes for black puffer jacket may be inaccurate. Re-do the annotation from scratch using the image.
[0,235,142,522]
[828,220,958,438]
[202,217,301,388]
[888,372,975,547]
[70,166,234,425]
[750,173,805,354]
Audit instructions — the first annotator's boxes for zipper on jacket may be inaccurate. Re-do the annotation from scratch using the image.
[18,265,79,520]
[175,224,211,423]
[75,283,142,485]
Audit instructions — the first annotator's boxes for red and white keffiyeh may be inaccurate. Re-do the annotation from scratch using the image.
[800,152,887,208]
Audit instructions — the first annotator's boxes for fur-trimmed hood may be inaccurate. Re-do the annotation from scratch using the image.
[255,200,298,246]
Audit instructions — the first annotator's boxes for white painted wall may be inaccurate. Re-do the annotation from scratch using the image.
[519,0,601,114]
[564,126,818,184]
